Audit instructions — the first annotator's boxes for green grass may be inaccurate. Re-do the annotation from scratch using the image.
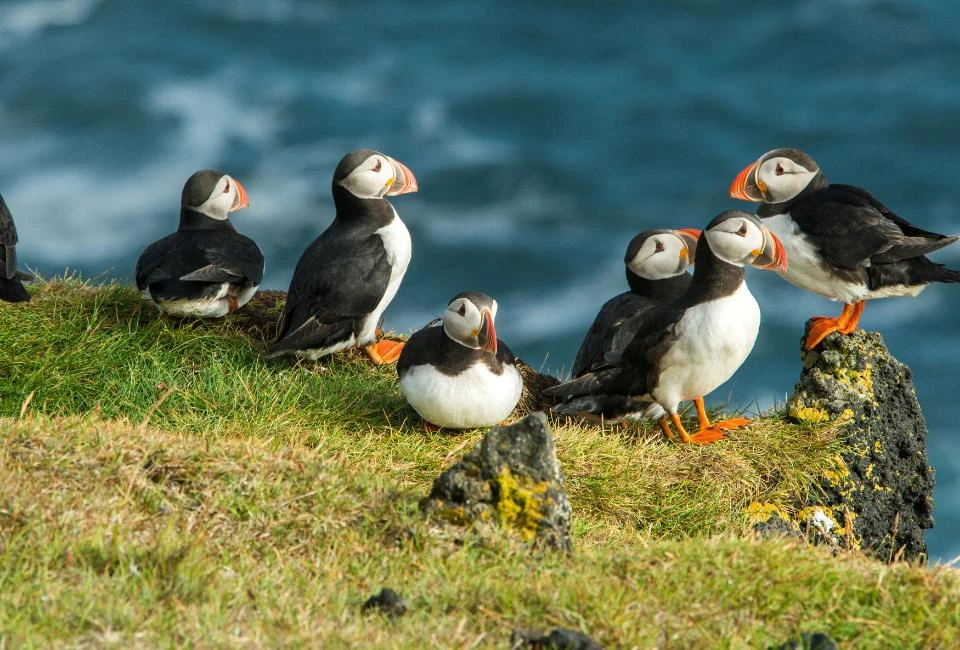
[1,278,958,647]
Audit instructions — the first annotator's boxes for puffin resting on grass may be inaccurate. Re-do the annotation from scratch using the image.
[397,291,522,430]
[730,148,960,349]
[135,170,262,318]
[545,211,787,444]
[553,228,700,424]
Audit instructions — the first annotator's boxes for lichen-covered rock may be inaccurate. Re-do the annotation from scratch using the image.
[787,325,934,562]
[423,412,572,551]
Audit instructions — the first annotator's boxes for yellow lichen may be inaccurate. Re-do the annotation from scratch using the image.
[743,501,790,525]
[494,467,547,541]
[823,454,850,487]
[790,405,830,424]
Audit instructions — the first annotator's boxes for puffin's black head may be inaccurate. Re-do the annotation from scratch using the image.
[624,228,700,281]
[443,291,498,354]
[333,149,418,200]
[181,169,250,220]
[729,148,825,204]
[702,210,787,271]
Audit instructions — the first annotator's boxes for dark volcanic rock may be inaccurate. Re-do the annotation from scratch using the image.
[512,627,604,649]
[361,587,408,618]
[423,412,573,551]
[787,325,934,562]
[773,631,838,650]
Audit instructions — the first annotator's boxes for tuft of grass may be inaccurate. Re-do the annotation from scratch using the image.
[1,279,958,647]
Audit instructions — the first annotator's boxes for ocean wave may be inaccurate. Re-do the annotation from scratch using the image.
[0,0,102,40]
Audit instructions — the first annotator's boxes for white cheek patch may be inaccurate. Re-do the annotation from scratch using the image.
[759,158,816,203]
[338,155,394,199]
[630,237,686,280]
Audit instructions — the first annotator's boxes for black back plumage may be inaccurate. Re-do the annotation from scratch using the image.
[761,181,960,290]
[0,194,30,302]
[135,208,263,302]
[269,183,397,355]
[546,219,746,401]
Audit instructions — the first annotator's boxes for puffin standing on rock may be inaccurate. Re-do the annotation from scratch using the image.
[269,150,418,364]
[554,228,700,423]
[397,291,522,429]
[730,148,960,349]
[0,194,30,302]
[136,170,262,317]
[545,211,787,444]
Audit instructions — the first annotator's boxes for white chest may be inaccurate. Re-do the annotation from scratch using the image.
[399,360,523,429]
[652,282,760,410]
[764,212,866,302]
[359,211,412,342]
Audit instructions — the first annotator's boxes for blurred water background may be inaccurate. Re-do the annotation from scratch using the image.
[1,0,958,560]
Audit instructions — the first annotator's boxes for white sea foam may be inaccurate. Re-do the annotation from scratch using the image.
[0,0,102,41]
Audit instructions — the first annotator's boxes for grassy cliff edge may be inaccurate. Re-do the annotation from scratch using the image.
[1,279,958,647]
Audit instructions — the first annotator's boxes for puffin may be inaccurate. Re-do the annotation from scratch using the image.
[136,169,262,318]
[730,148,960,349]
[0,194,30,302]
[397,291,522,429]
[553,228,700,424]
[544,211,787,444]
[268,149,418,364]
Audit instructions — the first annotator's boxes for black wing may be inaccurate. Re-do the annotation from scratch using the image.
[545,303,682,399]
[572,292,658,377]
[135,230,263,299]
[789,184,958,271]
[271,224,392,354]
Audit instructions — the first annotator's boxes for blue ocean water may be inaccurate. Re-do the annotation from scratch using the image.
[1,0,958,560]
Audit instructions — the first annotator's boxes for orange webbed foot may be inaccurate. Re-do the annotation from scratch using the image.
[711,417,749,431]
[364,339,405,365]
[687,427,727,445]
[804,316,842,350]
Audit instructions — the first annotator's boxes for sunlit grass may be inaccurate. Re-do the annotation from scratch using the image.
[1,279,957,647]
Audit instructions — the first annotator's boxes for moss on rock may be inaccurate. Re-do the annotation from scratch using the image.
[787,324,934,562]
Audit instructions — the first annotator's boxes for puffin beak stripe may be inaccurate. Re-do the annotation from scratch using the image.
[676,228,701,261]
[479,309,497,354]
[232,179,250,211]
[752,228,788,272]
[386,157,419,196]
[729,161,764,202]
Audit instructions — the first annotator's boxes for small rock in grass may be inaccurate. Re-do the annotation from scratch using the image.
[361,587,407,618]
[773,631,838,650]
[423,412,573,551]
[511,627,603,649]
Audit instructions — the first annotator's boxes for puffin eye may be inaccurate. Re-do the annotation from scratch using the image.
[737,223,749,236]
[372,160,382,173]
[457,303,466,317]
[223,179,231,193]
[775,162,784,176]
[654,240,664,253]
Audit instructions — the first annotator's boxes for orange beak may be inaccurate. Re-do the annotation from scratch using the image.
[753,228,788,272]
[232,178,250,211]
[676,228,701,262]
[729,161,764,202]
[479,309,497,354]
[387,157,419,196]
